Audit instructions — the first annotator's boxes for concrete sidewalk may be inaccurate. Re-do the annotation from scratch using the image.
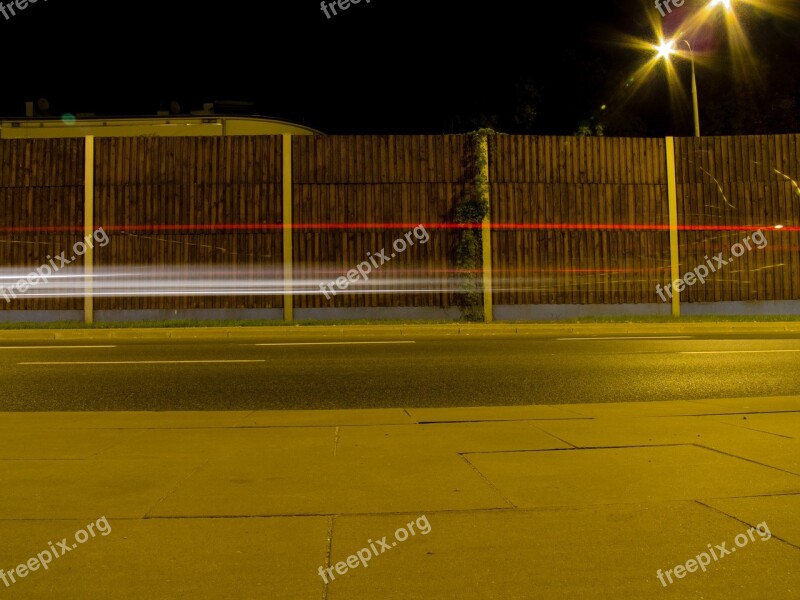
[1,396,798,598]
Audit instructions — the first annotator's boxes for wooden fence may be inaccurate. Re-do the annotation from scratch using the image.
[0,139,85,311]
[675,136,800,303]
[292,135,467,310]
[93,136,284,311]
[1,133,798,318]
[490,136,670,305]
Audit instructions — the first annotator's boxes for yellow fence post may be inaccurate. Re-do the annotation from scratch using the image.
[666,137,681,317]
[84,135,94,325]
[480,134,493,322]
[282,134,294,322]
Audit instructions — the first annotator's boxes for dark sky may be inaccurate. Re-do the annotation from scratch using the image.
[2,0,798,136]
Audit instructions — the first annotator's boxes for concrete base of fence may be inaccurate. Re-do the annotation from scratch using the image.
[494,304,672,321]
[95,309,285,322]
[0,307,462,324]
[681,300,800,316]
[106,307,462,323]
[0,310,84,323]
[2,301,798,324]
[0,309,283,324]
[294,307,463,321]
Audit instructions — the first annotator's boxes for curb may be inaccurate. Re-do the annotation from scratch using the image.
[1,322,800,341]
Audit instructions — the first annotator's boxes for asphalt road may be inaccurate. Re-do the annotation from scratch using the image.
[1,332,799,411]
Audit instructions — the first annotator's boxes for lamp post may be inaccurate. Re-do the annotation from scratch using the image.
[655,38,701,137]
[685,40,701,137]
[652,0,736,137]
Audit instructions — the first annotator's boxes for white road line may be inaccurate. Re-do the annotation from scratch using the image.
[0,345,117,349]
[253,341,416,346]
[18,360,266,365]
[556,336,693,341]
[680,350,800,355]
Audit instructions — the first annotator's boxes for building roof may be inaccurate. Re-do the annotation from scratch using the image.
[0,115,323,139]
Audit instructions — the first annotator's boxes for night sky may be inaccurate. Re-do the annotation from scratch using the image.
[2,0,798,136]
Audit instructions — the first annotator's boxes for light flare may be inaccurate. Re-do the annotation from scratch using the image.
[656,38,676,60]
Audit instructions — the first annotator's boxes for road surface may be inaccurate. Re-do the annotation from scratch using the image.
[1,330,799,410]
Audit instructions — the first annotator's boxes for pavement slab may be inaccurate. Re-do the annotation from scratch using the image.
[242,408,415,428]
[324,503,799,599]
[91,426,336,461]
[0,428,133,460]
[1,396,799,597]
[147,451,511,518]
[0,517,328,600]
[690,395,800,414]
[0,459,206,520]
[406,405,584,422]
[702,494,800,548]
[336,422,573,456]
[692,435,800,476]
[0,411,253,430]
[531,415,781,448]
[705,412,800,439]
[464,445,800,508]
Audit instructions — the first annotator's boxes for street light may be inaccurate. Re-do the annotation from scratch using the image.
[685,40,701,138]
[650,0,737,136]
[655,39,675,60]
[654,38,701,137]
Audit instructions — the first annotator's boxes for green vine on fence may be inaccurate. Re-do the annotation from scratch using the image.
[453,129,493,321]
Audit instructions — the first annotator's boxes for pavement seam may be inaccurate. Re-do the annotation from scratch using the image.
[321,515,334,600]
[685,397,800,411]
[333,426,340,457]
[136,507,522,520]
[87,429,148,459]
[527,421,581,449]
[693,499,800,551]
[458,454,517,509]
[0,414,788,427]
[0,458,86,461]
[694,491,800,501]
[415,418,593,425]
[712,420,794,440]
[461,443,689,454]
[692,443,800,477]
[38,502,738,521]
[234,410,257,426]
[0,423,437,430]
[654,410,800,418]
[19,499,799,522]
[546,405,586,417]
[141,458,212,519]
